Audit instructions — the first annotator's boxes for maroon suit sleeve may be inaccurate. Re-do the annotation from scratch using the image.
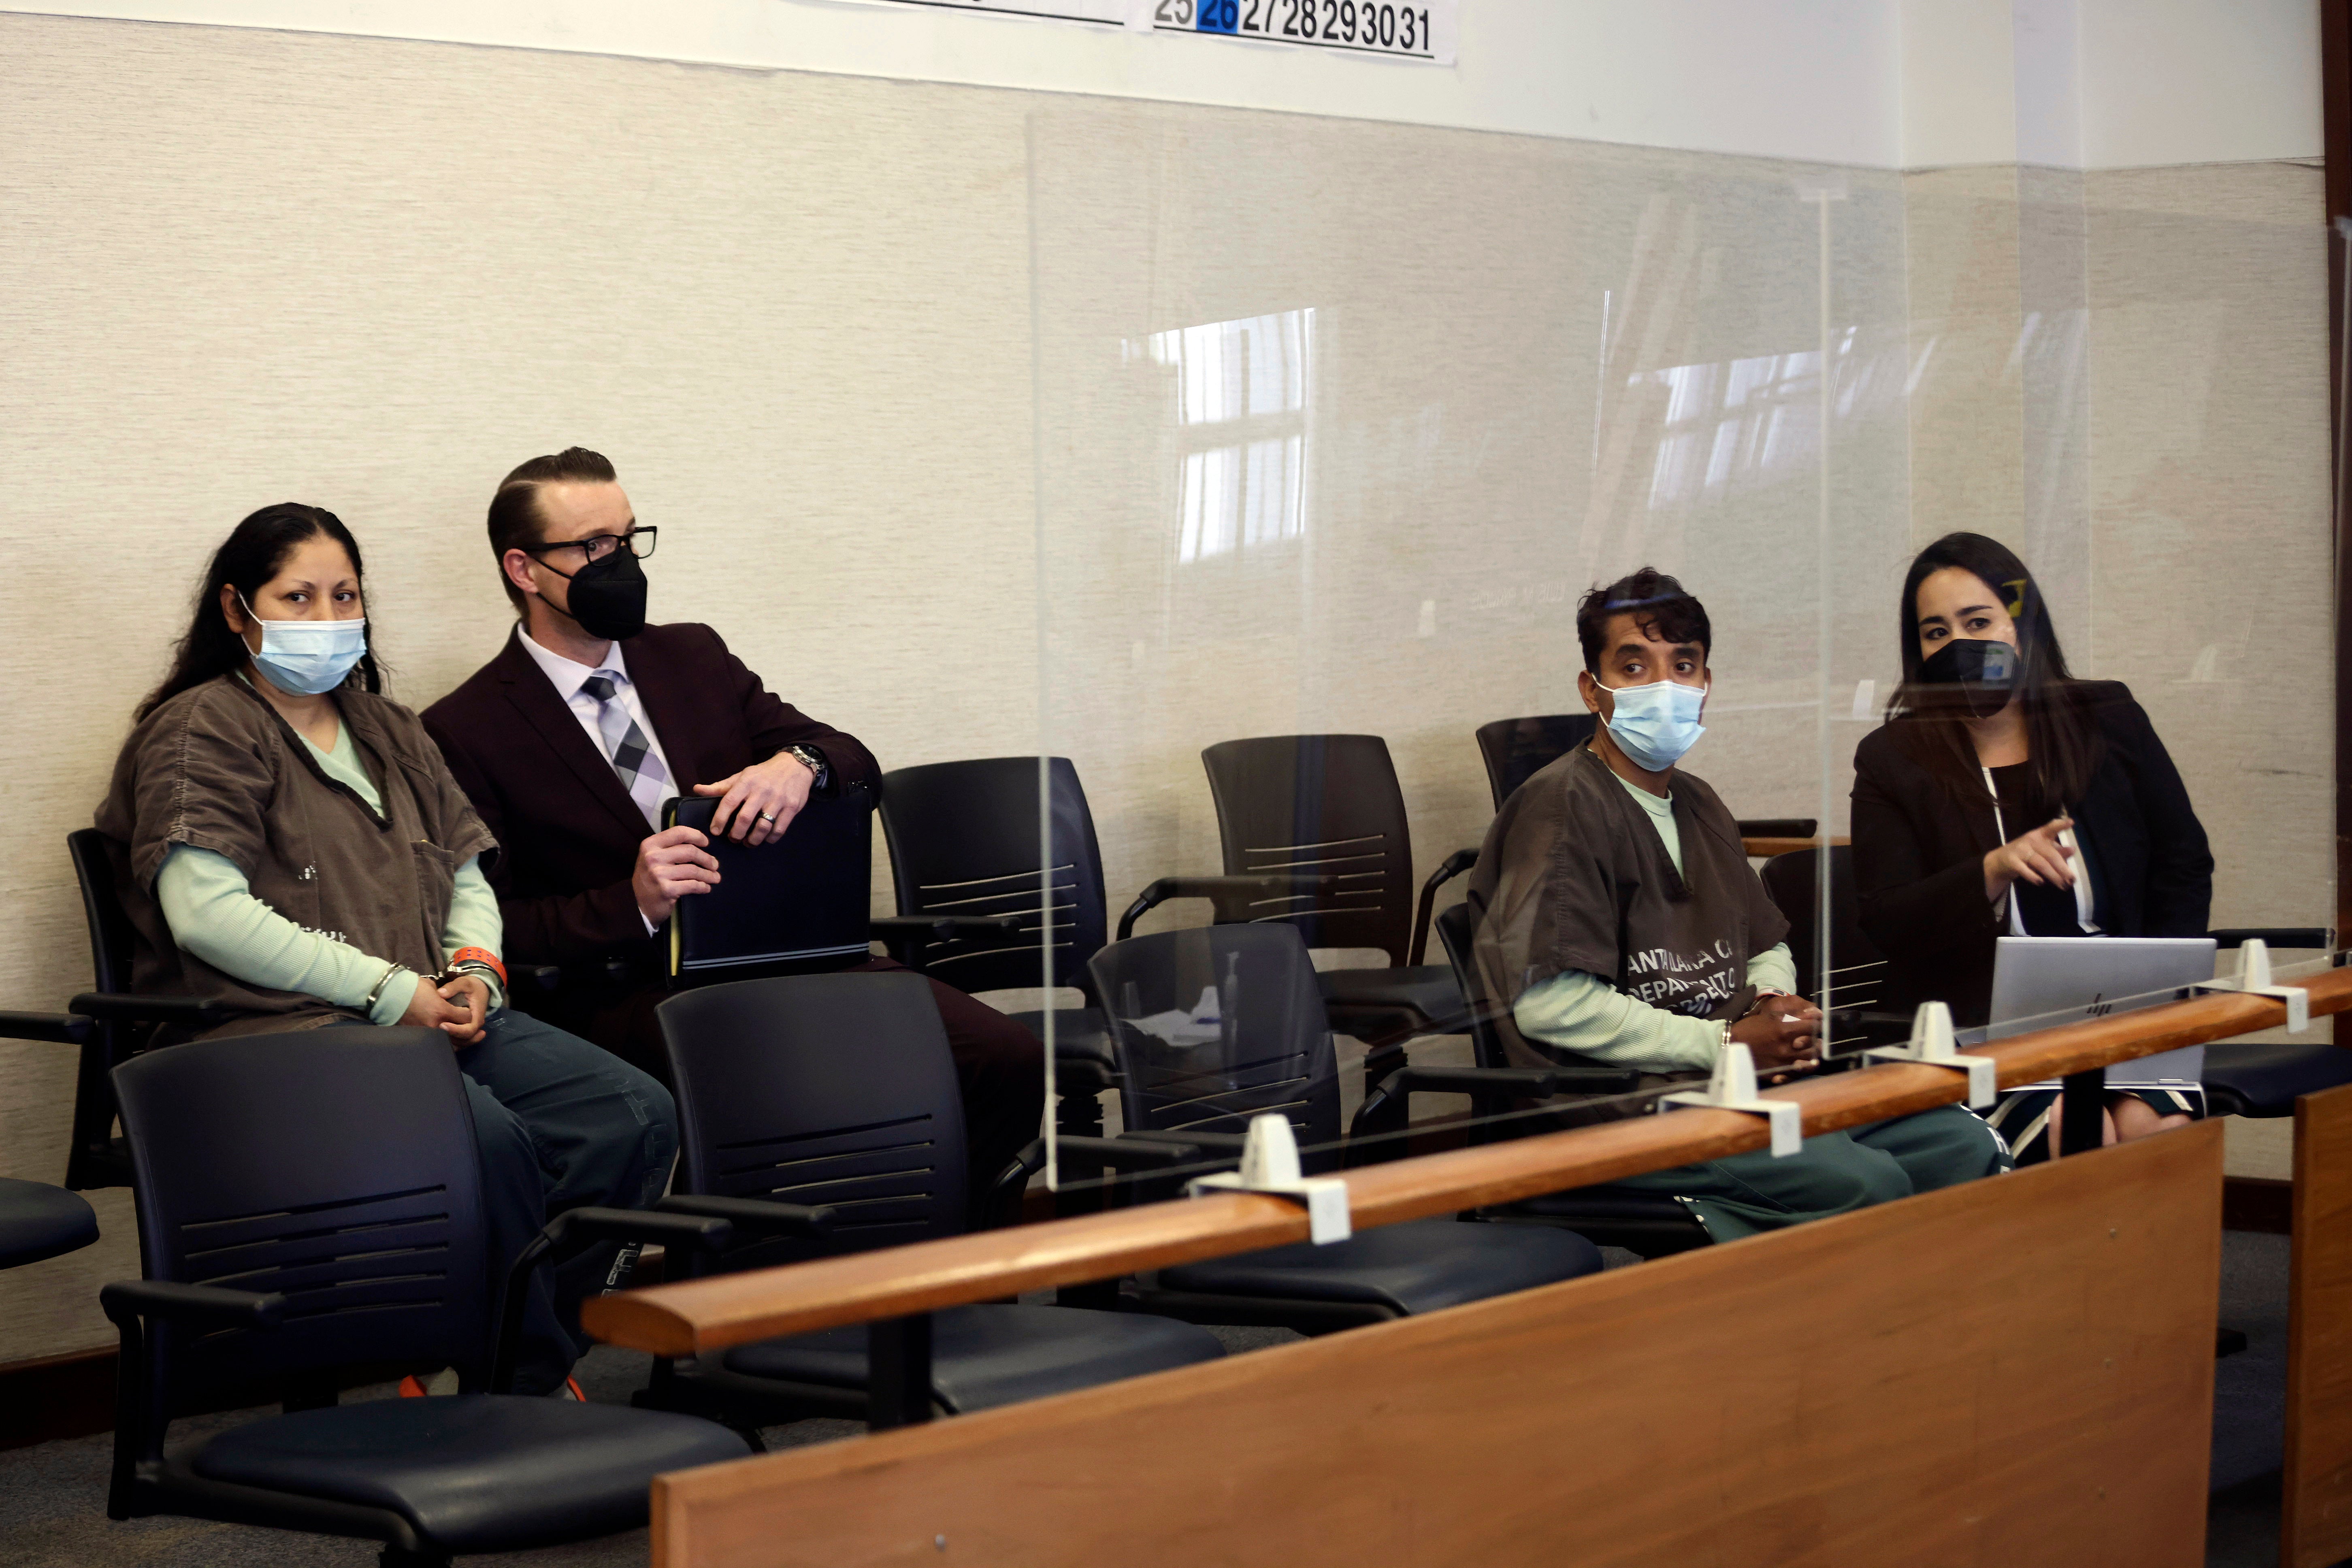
[701,625,881,791]
[423,706,649,963]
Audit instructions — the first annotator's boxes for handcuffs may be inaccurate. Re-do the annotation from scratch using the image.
[361,948,507,1020]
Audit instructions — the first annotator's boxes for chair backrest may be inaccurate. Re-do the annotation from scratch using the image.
[1087,925,1342,1166]
[67,829,137,994]
[663,789,876,985]
[1431,901,1511,1071]
[877,756,1109,997]
[113,1028,490,1417]
[657,971,969,1270]
[1758,846,1885,1011]
[1472,715,1598,811]
[64,830,147,1189]
[1199,735,1416,965]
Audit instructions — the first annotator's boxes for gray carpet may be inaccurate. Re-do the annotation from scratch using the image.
[2207,1229,2295,1568]
[0,1236,2312,1566]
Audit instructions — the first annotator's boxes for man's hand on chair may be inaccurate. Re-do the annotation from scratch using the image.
[695,750,816,848]
[633,826,721,926]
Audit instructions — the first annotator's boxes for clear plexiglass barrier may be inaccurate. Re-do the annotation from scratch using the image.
[996,94,2335,1235]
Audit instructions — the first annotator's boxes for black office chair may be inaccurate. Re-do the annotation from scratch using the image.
[1422,901,1713,1257]
[876,756,1120,1136]
[1080,924,1604,1333]
[638,971,1227,1426]
[1125,735,1471,1093]
[661,788,1017,988]
[1758,846,1910,1051]
[60,829,232,1189]
[0,1005,107,1246]
[0,1178,98,1271]
[2201,929,2351,1116]
[101,1027,748,1567]
[1474,714,1598,810]
[877,755,1350,1139]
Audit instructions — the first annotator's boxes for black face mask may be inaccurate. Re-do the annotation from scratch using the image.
[553,546,647,642]
[1917,637,2018,719]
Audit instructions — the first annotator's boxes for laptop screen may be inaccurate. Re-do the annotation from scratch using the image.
[1987,935,2216,1087]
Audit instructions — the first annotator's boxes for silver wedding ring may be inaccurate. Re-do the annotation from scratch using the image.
[757,811,776,822]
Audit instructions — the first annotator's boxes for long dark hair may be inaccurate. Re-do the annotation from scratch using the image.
[1885,531,2101,806]
[136,503,385,722]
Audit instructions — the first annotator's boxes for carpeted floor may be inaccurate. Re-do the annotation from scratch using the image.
[2207,1229,2295,1568]
[0,1234,2318,1565]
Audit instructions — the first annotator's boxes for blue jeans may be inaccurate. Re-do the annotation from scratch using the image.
[455,1009,676,1393]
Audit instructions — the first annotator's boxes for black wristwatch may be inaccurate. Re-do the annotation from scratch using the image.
[786,744,831,792]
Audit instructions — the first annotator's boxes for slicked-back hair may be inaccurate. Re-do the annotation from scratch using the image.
[1575,568,1711,674]
[487,446,618,613]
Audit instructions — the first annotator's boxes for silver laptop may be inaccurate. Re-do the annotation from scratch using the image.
[1988,935,2216,1088]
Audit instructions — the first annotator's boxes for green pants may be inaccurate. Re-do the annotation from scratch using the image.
[1612,1104,2011,1241]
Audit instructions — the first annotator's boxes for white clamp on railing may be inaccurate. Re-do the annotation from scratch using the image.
[1860,1001,1998,1108]
[2195,939,2311,1033]
[1660,1042,1802,1158]
[1188,1112,1352,1244]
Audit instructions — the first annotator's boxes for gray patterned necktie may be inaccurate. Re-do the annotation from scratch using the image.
[579,671,669,827]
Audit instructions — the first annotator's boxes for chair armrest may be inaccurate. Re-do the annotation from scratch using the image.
[1830,1009,1917,1049]
[547,1206,733,1258]
[1118,1128,1250,1155]
[871,915,1026,971]
[1115,874,1341,942]
[101,1279,283,1331]
[656,1193,834,1239]
[985,1138,1050,1230]
[1408,849,1480,965]
[496,1208,735,1390]
[1055,1134,1207,1172]
[1350,1063,1638,1148]
[2211,927,2332,951]
[0,1011,93,1045]
[1736,818,1818,839]
[1383,1063,1636,1099]
[68,993,230,1030]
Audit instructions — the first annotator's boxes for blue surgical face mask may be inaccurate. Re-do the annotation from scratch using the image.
[1599,678,1707,772]
[239,593,369,696]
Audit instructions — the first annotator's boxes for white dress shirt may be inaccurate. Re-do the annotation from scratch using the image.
[516,627,681,936]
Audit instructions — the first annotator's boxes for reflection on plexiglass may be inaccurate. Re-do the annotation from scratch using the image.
[1636,331,1909,513]
[1132,308,1313,565]
[1025,107,2332,1219]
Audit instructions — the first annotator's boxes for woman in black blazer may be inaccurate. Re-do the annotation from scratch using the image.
[1850,532,2213,1161]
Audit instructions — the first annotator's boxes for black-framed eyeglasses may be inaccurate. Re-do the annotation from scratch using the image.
[520,526,658,566]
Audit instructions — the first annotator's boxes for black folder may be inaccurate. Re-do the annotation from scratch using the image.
[661,790,874,985]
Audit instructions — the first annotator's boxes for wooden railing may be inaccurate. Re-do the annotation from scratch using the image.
[582,963,2352,1359]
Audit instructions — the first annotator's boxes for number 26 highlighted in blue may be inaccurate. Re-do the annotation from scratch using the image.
[1197,0,1239,32]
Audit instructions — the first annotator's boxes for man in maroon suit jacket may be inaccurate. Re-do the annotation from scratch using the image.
[422,448,1042,1210]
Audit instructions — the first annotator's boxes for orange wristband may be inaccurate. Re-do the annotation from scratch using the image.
[445,947,507,988]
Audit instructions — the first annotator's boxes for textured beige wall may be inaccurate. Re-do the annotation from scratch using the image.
[1901,160,2334,931]
[0,13,2331,1365]
[0,13,1050,1360]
